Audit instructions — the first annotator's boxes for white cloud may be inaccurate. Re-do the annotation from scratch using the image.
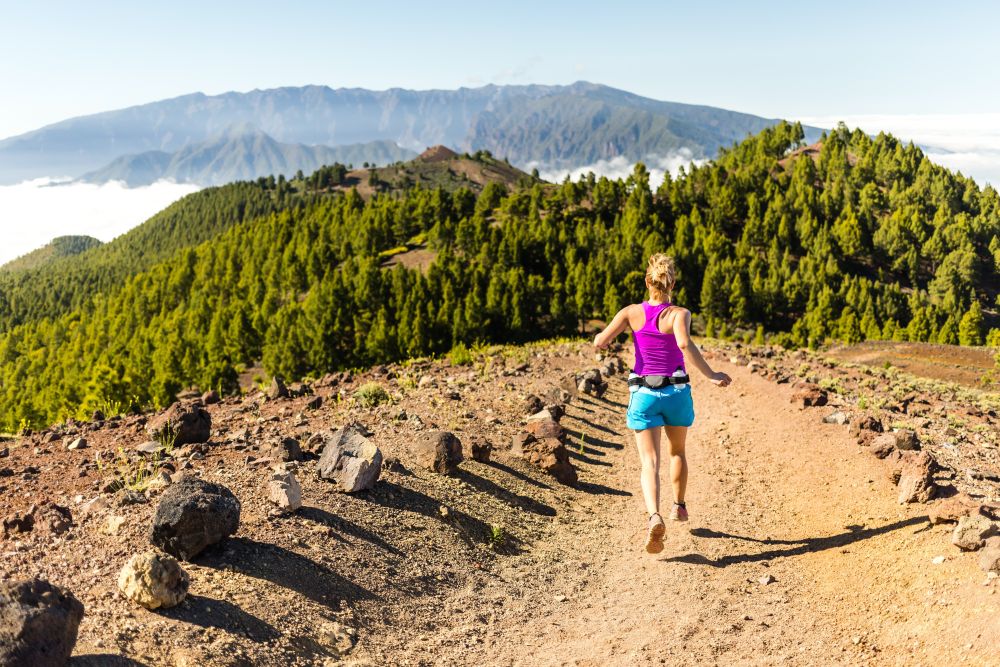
[535,148,704,188]
[795,113,1000,187]
[0,178,200,266]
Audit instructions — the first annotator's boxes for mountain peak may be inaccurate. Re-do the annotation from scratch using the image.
[417,145,459,162]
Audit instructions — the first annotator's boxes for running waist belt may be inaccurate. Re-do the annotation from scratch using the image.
[628,374,690,389]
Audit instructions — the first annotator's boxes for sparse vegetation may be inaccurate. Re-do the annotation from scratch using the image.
[355,382,391,408]
[487,524,507,550]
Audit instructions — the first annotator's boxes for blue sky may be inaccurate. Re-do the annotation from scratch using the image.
[3,1,1000,265]
[1,0,998,137]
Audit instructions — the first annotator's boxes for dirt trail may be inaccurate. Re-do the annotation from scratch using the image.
[439,358,999,667]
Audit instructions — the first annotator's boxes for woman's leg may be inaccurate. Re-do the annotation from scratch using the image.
[664,425,688,505]
[634,426,662,516]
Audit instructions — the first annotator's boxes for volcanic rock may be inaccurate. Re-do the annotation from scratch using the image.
[146,402,212,446]
[149,477,241,560]
[414,430,464,474]
[0,578,83,667]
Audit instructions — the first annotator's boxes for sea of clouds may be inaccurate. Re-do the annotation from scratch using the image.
[0,178,200,266]
[796,113,1000,187]
[535,148,703,189]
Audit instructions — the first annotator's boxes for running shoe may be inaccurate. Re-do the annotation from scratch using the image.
[645,513,666,553]
[669,502,688,522]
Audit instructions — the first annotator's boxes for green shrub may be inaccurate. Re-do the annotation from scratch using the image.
[355,382,391,408]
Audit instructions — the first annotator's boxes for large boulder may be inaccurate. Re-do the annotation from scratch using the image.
[317,425,383,492]
[511,433,577,486]
[525,416,563,440]
[897,451,937,504]
[149,477,241,560]
[117,551,190,610]
[414,431,464,474]
[146,402,212,446]
[0,579,83,666]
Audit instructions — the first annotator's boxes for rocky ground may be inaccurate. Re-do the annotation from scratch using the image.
[0,339,998,666]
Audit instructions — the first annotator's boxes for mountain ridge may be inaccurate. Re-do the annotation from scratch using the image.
[0,82,822,184]
[79,129,416,186]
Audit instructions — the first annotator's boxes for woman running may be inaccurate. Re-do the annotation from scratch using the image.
[594,254,732,553]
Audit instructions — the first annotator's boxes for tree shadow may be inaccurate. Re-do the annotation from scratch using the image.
[72,656,150,666]
[485,460,553,490]
[298,505,402,555]
[454,469,556,517]
[157,594,280,642]
[664,516,927,567]
[575,480,632,496]
[199,537,374,608]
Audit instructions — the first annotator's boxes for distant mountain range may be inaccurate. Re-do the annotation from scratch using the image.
[79,127,416,186]
[0,82,823,185]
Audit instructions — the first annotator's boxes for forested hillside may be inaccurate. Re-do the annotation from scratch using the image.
[0,235,102,273]
[1,122,998,431]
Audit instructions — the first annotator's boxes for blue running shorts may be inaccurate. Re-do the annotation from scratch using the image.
[626,375,695,430]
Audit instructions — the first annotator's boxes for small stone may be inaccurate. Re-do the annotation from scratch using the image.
[822,411,849,425]
[758,574,775,585]
[931,555,946,565]
[979,537,1000,573]
[319,621,357,657]
[135,441,164,455]
[67,437,87,450]
[870,433,896,459]
[470,440,492,464]
[267,437,303,462]
[523,394,544,416]
[413,431,463,474]
[928,493,982,525]
[554,594,567,602]
[267,376,289,400]
[267,470,302,512]
[304,395,323,411]
[201,390,220,405]
[117,550,190,610]
[438,505,450,518]
[146,402,212,446]
[897,451,937,504]
[103,515,127,535]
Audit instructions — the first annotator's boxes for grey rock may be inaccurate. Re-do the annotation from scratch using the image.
[149,477,241,560]
[0,578,83,666]
[822,411,849,425]
[267,470,303,512]
[317,425,383,492]
[267,376,289,400]
[66,437,87,450]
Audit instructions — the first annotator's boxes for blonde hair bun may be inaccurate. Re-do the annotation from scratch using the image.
[646,253,676,299]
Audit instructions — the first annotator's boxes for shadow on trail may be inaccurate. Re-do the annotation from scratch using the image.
[563,427,624,452]
[576,480,632,496]
[485,460,553,490]
[157,594,281,642]
[455,469,557,517]
[200,537,375,608]
[299,505,402,554]
[664,516,927,567]
[72,657,150,666]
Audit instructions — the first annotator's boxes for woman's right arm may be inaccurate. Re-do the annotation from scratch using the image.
[673,309,732,387]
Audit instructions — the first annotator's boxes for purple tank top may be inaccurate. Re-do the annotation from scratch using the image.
[632,302,686,376]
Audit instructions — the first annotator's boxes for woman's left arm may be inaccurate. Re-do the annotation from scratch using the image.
[594,307,631,349]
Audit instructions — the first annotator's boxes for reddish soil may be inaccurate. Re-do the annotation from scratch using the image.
[827,340,996,389]
[0,341,998,665]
